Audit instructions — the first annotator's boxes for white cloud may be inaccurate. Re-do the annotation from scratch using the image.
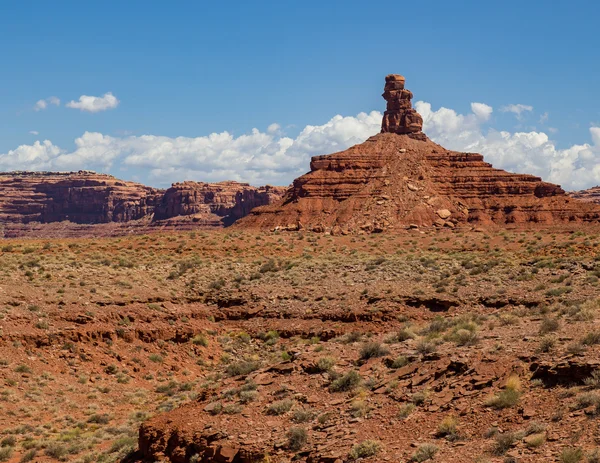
[0,111,381,186]
[267,123,281,134]
[3,103,600,191]
[539,112,549,124]
[471,102,493,121]
[501,103,534,119]
[66,92,119,113]
[417,101,600,190]
[34,96,60,111]
[29,131,39,135]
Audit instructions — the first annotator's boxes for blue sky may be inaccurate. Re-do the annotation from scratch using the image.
[1,1,600,189]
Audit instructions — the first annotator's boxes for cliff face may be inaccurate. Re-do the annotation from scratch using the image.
[239,75,600,233]
[0,172,286,236]
[569,187,600,204]
[0,171,162,224]
[154,181,287,226]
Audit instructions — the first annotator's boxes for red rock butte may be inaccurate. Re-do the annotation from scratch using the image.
[238,74,600,232]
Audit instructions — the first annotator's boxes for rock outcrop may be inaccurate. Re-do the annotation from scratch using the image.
[0,172,285,237]
[239,75,600,233]
[569,186,600,204]
[381,74,425,139]
[154,181,286,226]
[0,171,162,224]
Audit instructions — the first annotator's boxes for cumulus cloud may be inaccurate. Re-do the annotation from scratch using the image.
[417,101,600,190]
[66,92,119,113]
[0,111,380,186]
[3,104,600,190]
[501,103,534,119]
[34,96,60,111]
[471,102,493,121]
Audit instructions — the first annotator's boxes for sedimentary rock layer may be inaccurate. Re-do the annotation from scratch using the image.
[0,171,285,236]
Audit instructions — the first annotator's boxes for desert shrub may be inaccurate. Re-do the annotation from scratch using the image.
[349,399,370,418]
[0,447,12,462]
[261,330,280,345]
[0,436,16,447]
[585,371,600,389]
[19,449,36,462]
[390,356,409,369]
[223,404,242,415]
[492,432,518,455]
[451,328,479,346]
[410,443,438,462]
[436,415,458,438]
[398,403,416,419]
[574,392,600,410]
[359,342,389,360]
[538,336,556,353]
[226,360,260,377]
[109,436,136,453]
[315,357,336,372]
[292,408,315,423]
[524,433,545,448]
[396,327,416,342]
[205,402,223,416]
[191,334,208,346]
[539,316,560,334]
[149,354,163,363]
[588,449,600,463]
[560,447,584,463]
[329,370,361,392]
[14,365,32,374]
[411,391,428,406]
[287,427,307,451]
[44,442,68,459]
[485,375,521,409]
[583,331,600,346]
[415,339,436,355]
[342,332,363,344]
[239,390,258,403]
[87,413,110,424]
[349,440,380,460]
[266,399,293,416]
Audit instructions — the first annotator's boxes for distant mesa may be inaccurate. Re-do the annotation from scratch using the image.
[568,186,600,204]
[0,171,285,238]
[238,74,600,233]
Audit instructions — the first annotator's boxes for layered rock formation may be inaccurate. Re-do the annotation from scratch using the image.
[0,172,285,237]
[569,186,600,204]
[0,171,162,224]
[240,75,600,232]
[155,181,286,226]
[381,74,425,139]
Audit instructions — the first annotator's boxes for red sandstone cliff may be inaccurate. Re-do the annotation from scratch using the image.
[239,75,600,233]
[154,181,286,226]
[0,171,162,224]
[0,172,286,237]
[569,187,600,204]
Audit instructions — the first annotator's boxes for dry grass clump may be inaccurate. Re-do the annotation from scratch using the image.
[436,415,458,440]
[329,370,361,392]
[359,342,389,360]
[349,440,380,460]
[410,443,438,462]
[485,375,521,409]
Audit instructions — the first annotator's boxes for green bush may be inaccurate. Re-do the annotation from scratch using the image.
[329,370,361,392]
[349,440,380,460]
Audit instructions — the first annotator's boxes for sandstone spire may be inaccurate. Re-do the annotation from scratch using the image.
[381,74,424,138]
